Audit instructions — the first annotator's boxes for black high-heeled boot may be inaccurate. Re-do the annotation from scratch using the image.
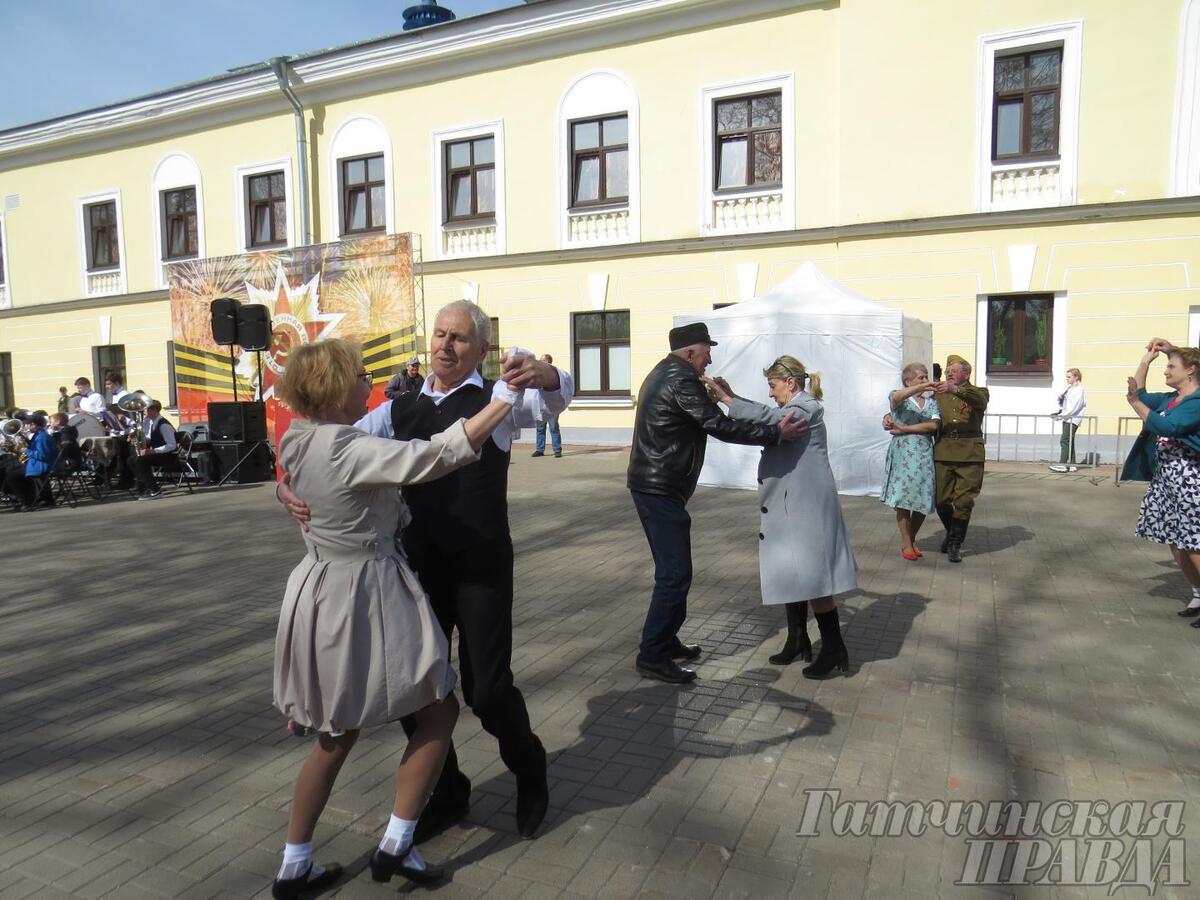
[769,602,812,665]
[802,609,850,680]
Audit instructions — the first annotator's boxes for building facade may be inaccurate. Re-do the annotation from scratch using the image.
[2,0,1199,446]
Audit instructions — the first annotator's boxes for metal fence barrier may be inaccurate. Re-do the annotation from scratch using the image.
[1113,416,1145,487]
[982,414,1103,479]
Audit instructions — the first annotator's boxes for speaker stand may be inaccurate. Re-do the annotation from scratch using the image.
[229,344,239,402]
[215,440,273,487]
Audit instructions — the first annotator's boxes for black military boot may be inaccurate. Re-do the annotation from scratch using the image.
[946,519,968,563]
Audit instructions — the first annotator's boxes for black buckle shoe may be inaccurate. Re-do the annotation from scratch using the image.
[516,739,549,839]
[1178,606,1200,617]
[369,847,444,885]
[636,657,697,684]
[271,863,343,898]
[669,642,702,661]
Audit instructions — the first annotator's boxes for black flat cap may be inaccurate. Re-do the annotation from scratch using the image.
[669,322,718,351]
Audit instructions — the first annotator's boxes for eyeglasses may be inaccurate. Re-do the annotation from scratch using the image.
[356,371,373,385]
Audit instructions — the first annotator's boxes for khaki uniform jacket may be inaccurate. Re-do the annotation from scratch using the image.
[934,383,990,463]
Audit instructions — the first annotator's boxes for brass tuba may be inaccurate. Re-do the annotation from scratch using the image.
[118,392,155,452]
[1,418,28,462]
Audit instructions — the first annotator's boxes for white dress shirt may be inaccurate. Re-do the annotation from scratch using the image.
[144,415,178,454]
[355,367,574,451]
[111,387,129,403]
[78,391,107,415]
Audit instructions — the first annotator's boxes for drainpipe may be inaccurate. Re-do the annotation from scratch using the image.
[269,57,312,246]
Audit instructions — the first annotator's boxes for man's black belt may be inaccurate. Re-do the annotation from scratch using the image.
[942,428,982,439]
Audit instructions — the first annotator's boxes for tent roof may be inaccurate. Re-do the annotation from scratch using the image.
[710,261,897,320]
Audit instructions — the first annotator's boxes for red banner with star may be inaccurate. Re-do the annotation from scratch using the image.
[168,234,418,466]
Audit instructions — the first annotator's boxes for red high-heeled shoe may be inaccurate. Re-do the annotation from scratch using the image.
[901,547,920,561]
[913,547,924,558]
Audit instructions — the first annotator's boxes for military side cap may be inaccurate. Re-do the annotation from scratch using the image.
[946,354,969,367]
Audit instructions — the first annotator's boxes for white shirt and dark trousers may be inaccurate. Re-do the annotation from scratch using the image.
[356,368,573,840]
[129,415,178,495]
[1055,383,1087,465]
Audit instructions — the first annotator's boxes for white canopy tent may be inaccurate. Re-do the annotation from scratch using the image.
[673,262,933,496]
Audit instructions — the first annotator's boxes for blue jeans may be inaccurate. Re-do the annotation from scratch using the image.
[535,415,561,454]
[631,490,693,663]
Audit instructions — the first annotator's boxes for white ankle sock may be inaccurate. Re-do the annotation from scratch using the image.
[379,814,419,859]
[277,841,326,881]
[1188,589,1200,609]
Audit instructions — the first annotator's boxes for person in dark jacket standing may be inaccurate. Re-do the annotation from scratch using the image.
[627,323,805,683]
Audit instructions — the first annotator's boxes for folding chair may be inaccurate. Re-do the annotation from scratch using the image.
[160,433,198,495]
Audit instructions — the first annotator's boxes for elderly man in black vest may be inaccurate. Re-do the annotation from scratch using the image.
[627,323,806,684]
[280,300,572,842]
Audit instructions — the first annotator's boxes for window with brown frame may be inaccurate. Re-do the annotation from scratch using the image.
[92,344,126,398]
[161,187,198,261]
[482,317,502,380]
[572,310,631,396]
[340,154,386,235]
[0,352,12,410]
[714,91,782,192]
[570,115,628,207]
[85,200,120,270]
[987,294,1053,374]
[246,171,287,248]
[445,137,496,223]
[992,47,1062,162]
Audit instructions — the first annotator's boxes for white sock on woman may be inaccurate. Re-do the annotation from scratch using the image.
[276,841,325,881]
[378,815,425,869]
[1188,588,1200,609]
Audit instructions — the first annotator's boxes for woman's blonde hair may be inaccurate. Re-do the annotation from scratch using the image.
[1170,347,1200,382]
[1067,367,1082,380]
[277,338,363,419]
[900,362,928,385]
[764,354,823,400]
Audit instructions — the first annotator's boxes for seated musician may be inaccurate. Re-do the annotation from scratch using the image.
[48,413,84,471]
[129,401,178,500]
[4,414,57,511]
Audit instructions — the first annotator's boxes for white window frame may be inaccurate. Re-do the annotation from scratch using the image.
[151,152,206,287]
[976,21,1083,212]
[430,120,506,260]
[1171,0,1200,196]
[557,69,641,249]
[699,73,795,236]
[328,114,394,240]
[0,212,10,308]
[76,189,127,298]
[235,158,295,252]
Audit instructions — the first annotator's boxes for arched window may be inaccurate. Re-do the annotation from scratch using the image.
[152,152,204,285]
[557,70,640,248]
[328,115,393,238]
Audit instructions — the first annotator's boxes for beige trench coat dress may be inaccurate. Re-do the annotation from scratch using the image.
[273,417,480,733]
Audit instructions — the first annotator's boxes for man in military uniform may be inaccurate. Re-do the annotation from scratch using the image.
[933,354,989,563]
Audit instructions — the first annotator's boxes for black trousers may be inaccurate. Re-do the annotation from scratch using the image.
[401,534,541,799]
[129,451,176,492]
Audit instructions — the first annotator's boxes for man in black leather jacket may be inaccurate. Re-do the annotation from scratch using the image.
[627,322,805,683]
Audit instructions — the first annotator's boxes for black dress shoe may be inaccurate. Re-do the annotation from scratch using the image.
[1191,618,1200,629]
[412,774,471,844]
[1178,606,1200,618]
[271,863,343,898]
[636,657,697,684]
[369,847,444,885]
[669,643,702,661]
[516,738,549,839]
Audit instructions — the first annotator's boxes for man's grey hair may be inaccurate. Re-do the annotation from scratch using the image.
[437,300,492,345]
[951,360,972,376]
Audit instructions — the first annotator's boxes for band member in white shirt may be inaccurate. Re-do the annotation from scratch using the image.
[104,372,129,404]
[129,401,178,499]
[75,378,107,416]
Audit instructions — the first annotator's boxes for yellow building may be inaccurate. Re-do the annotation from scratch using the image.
[2,0,1199,448]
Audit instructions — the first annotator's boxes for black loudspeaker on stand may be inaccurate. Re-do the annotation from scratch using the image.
[207,401,272,485]
[211,441,274,485]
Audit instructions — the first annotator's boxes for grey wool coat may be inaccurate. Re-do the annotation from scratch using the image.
[729,393,859,604]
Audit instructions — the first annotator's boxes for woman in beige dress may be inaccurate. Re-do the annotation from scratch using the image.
[269,339,520,899]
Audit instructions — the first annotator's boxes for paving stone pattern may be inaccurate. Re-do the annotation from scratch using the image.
[1,451,1197,899]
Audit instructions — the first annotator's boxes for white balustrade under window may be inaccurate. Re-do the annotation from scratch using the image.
[711,190,784,233]
[567,207,630,245]
[990,162,1061,209]
[442,222,497,258]
[86,270,122,297]
[0,284,8,309]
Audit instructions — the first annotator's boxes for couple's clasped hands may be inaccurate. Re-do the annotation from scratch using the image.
[700,375,809,442]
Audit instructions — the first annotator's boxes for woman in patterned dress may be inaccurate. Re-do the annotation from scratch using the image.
[1125,340,1200,626]
[880,363,939,560]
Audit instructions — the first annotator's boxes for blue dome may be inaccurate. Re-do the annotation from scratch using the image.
[403,1,456,31]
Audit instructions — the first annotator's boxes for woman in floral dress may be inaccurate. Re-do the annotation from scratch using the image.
[881,363,939,560]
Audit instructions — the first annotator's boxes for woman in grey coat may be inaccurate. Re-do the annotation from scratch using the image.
[704,355,858,678]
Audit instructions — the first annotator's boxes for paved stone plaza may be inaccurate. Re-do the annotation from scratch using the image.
[1,451,1197,899]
